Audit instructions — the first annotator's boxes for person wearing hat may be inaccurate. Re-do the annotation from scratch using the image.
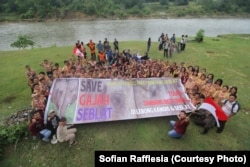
[44,110,60,143]
[57,117,77,146]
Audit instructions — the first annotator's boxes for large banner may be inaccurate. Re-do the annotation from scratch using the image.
[45,78,195,124]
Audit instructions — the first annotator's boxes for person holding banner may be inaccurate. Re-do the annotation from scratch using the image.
[168,110,189,139]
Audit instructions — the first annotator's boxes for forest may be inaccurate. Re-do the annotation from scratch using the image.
[0,0,249,20]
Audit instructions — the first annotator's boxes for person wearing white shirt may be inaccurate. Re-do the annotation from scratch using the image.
[217,94,239,133]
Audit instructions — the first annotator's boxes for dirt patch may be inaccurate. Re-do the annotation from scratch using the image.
[2,107,32,126]
[63,11,97,21]
[2,95,16,103]
[206,51,216,54]
[206,51,229,57]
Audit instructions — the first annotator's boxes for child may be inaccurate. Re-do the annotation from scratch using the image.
[57,117,77,146]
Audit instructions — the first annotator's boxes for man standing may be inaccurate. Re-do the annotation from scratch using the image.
[163,40,169,58]
[87,39,96,61]
[182,35,188,51]
[170,34,176,43]
[216,94,239,133]
[147,37,151,52]
[97,40,104,52]
[180,35,184,51]
[113,38,119,51]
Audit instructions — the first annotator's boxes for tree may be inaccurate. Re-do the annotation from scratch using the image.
[160,0,169,5]
[10,35,35,49]
[195,29,205,43]
[175,0,189,5]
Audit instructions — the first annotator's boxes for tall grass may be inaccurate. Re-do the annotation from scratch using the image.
[0,34,250,166]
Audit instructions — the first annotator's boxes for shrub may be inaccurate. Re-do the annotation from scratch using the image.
[0,123,28,159]
[195,29,205,43]
[10,35,35,49]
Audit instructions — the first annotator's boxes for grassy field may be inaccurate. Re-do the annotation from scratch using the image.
[0,34,250,166]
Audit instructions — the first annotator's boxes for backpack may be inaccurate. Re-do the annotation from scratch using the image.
[223,100,241,113]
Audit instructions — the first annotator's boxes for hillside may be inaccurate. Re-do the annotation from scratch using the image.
[0,0,250,22]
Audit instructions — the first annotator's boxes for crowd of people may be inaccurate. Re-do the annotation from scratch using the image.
[25,36,240,143]
[156,33,188,58]
[29,109,77,146]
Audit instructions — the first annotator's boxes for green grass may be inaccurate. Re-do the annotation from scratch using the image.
[0,35,250,166]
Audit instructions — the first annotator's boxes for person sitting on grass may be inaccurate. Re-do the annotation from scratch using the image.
[44,110,60,143]
[29,110,44,140]
[57,117,77,146]
[168,110,189,139]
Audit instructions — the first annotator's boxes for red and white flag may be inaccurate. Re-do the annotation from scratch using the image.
[73,48,84,57]
[198,96,229,127]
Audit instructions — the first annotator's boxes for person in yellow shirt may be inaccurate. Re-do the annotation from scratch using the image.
[213,85,230,104]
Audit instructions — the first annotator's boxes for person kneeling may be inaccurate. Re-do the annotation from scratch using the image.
[168,110,189,139]
[191,109,216,135]
[57,117,77,146]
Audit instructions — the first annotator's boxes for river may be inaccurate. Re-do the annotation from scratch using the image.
[0,18,250,51]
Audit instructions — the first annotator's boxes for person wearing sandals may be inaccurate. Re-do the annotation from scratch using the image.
[57,117,77,146]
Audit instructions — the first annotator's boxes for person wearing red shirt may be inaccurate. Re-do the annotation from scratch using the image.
[168,110,189,139]
[29,111,44,139]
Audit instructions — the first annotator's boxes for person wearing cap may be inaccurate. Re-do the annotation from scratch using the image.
[44,110,60,141]
[57,117,77,146]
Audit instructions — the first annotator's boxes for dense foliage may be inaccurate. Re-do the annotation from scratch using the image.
[0,0,249,20]
[195,29,205,43]
[0,123,28,159]
[197,0,250,14]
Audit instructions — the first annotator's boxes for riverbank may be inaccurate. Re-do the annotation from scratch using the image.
[1,6,250,24]
[0,35,250,166]
[1,18,250,52]
[1,13,250,24]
